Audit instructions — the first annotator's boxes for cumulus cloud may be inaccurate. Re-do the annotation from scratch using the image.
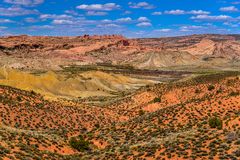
[0,26,8,30]
[219,6,239,12]
[123,11,132,15]
[189,10,210,15]
[0,19,14,23]
[0,7,38,16]
[51,18,97,26]
[128,2,155,9]
[181,25,203,29]
[165,10,185,15]
[115,17,151,24]
[52,20,74,25]
[165,10,210,15]
[39,13,99,27]
[97,23,121,28]
[136,22,152,27]
[76,3,120,11]
[64,10,79,16]
[101,19,113,23]
[4,0,44,6]
[48,16,97,26]
[137,17,150,22]
[24,17,37,23]
[40,14,72,20]
[191,15,233,22]
[179,25,204,32]
[116,17,133,23]
[223,22,238,27]
[86,11,108,16]
[152,12,162,15]
[154,29,172,32]
[29,25,54,29]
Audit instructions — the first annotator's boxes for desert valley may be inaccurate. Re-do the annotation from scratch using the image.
[0,34,239,159]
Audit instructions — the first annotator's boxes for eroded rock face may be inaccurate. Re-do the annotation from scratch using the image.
[0,34,125,53]
[0,34,240,70]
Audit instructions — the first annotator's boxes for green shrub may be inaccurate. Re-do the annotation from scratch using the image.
[208,85,215,91]
[138,110,145,116]
[16,96,22,101]
[30,90,36,95]
[209,117,223,129]
[69,135,90,152]
[195,89,201,94]
[229,91,239,97]
[216,88,223,94]
[153,97,161,103]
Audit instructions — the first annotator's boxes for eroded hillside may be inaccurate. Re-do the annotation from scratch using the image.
[0,68,154,100]
[0,72,239,159]
[1,34,240,70]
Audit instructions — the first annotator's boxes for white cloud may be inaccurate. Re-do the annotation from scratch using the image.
[76,3,120,11]
[165,9,185,15]
[181,25,203,29]
[98,17,152,27]
[152,12,162,15]
[24,17,37,23]
[0,7,38,16]
[123,11,132,15]
[40,14,72,20]
[49,17,97,26]
[191,15,233,21]
[86,11,108,16]
[129,2,155,9]
[0,26,8,30]
[4,0,44,6]
[188,10,210,15]
[116,17,133,23]
[52,19,74,25]
[136,22,152,27]
[0,19,14,23]
[101,19,113,23]
[179,25,204,32]
[29,25,54,29]
[137,17,150,22]
[154,29,172,32]
[220,6,239,12]
[165,10,210,15]
[64,10,79,16]
[223,22,238,27]
[42,16,97,26]
[180,28,191,32]
[97,23,121,28]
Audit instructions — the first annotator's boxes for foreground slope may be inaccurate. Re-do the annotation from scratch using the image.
[84,72,240,159]
[0,72,239,159]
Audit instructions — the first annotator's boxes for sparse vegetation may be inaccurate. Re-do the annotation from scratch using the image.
[153,97,161,103]
[139,109,145,116]
[69,135,90,152]
[0,70,239,159]
[209,117,223,129]
[208,85,215,91]
[229,91,239,97]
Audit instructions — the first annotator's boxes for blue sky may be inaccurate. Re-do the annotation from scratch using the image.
[0,0,240,37]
